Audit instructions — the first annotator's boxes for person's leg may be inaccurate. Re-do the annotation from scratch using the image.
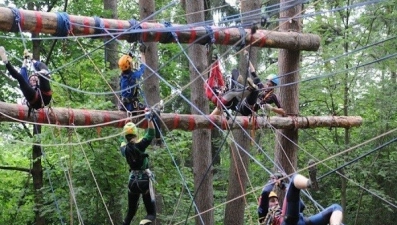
[123,183,141,225]
[284,174,314,225]
[305,204,343,225]
[38,75,51,92]
[245,90,260,106]
[142,187,156,223]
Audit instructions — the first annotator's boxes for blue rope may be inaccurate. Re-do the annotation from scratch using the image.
[163,21,178,43]
[234,26,246,51]
[9,7,21,33]
[54,12,71,37]
[126,19,142,43]
[92,16,105,39]
[204,25,216,45]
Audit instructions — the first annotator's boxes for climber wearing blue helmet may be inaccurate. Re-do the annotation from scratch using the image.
[257,74,286,116]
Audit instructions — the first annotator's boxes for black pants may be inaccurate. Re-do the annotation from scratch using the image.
[238,89,260,116]
[6,62,52,109]
[123,178,156,225]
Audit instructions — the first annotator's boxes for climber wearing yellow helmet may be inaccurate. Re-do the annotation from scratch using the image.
[120,110,158,225]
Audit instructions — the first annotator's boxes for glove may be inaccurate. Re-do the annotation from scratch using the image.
[23,49,32,59]
[145,110,153,121]
[262,103,273,113]
[0,46,8,62]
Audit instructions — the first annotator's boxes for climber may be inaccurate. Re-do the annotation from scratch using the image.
[0,46,52,110]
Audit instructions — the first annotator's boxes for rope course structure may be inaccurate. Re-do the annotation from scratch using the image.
[0,0,395,224]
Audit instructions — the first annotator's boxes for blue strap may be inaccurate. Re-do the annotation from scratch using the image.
[204,25,216,45]
[126,19,142,43]
[235,26,246,51]
[93,16,105,38]
[163,21,178,43]
[54,12,71,37]
[9,7,21,32]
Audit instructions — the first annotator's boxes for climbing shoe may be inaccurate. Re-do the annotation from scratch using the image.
[237,75,257,90]
[308,159,319,191]
[139,219,152,225]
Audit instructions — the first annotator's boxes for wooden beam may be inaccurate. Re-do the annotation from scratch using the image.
[0,7,320,51]
[0,102,362,130]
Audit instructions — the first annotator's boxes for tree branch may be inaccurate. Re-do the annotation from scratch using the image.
[0,166,31,173]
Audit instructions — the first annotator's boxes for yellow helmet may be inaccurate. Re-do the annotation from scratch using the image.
[269,191,278,199]
[118,55,134,71]
[123,122,137,136]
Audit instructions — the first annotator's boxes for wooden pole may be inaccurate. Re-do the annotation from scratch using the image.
[0,7,321,51]
[0,102,362,130]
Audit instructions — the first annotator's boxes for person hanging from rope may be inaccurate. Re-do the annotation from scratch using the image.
[258,165,344,225]
[0,46,52,110]
[118,47,163,147]
[210,54,285,117]
[120,109,159,225]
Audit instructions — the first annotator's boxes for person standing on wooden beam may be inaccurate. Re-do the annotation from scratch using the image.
[0,46,52,112]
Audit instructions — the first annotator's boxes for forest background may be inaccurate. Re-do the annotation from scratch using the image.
[0,0,396,225]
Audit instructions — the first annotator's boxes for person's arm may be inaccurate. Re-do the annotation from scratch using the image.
[258,180,275,220]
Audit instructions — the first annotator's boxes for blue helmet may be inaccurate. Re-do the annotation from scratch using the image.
[266,74,279,86]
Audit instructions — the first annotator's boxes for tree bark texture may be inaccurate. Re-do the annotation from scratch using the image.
[139,1,162,224]
[185,1,214,225]
[0,7,320,51]
[224,0,261,224]
[275,1,302,177]
[103,0,120,108]
[223,130,251,225]
[139,0,160,107]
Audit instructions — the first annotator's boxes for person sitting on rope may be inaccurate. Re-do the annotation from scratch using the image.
[210,60,285,117]
[0,46,52,110]
[257,73,286,116]
[258,166,344,225]
[120,110,159,225]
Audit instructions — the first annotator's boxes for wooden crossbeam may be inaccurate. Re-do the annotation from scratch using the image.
[0,102,362,130]
[0,7,320,51]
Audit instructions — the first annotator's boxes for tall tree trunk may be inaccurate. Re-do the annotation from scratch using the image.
[139,1,162,224]
[341,5,352,217]
[29,2,45,224]
[140,0,160,107]
[32,125,45,225]
[103,1,123,224]
[185,2,213,225]
[275,1,301,177]
[224,1,260,224]
[104,0,120,108]
[223,133,251,225]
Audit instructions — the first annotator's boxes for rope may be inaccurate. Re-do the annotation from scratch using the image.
[54,12,71,37]
[126,19,142,43]
[9,7,21,33]
[93,16,105,39]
